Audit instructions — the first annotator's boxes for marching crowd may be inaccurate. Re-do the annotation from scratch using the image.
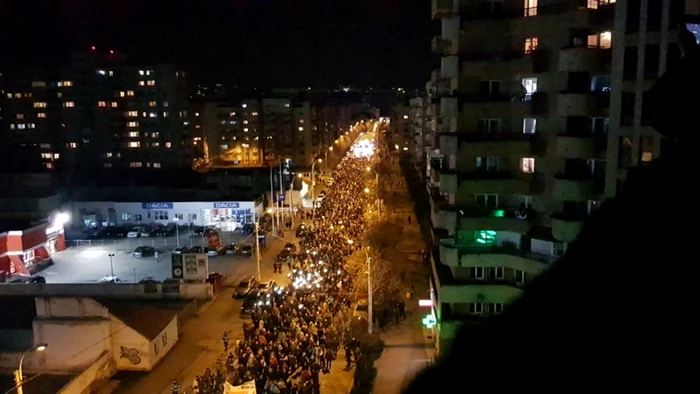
[186,142,376,394]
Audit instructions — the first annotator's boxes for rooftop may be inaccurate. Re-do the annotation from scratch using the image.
[95,298,178,340]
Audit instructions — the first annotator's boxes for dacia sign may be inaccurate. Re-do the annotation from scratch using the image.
[213,202,239,209]
[142,202,174,210]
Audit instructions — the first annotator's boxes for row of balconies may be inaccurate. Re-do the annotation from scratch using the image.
[438,237,557,268]
[432,0,614,24]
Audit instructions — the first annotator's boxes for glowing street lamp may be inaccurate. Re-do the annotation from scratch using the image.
[15,344,48,394]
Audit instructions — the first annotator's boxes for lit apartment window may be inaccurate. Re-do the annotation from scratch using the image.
[98,101,106,107]
[243,120,249,124]
[524,37,539,54]
[128,132,140,137]
[119,91,126,97]
[468,303,484,314]
[111,102,118,108]
[152,142,160,147]
[9,124,15,129]
[588,31,612,49]
[403,115,408,119]
[152,132,160,138]
[139,70,145,76]
[230,112,237,116]
[147,80,156,86]
[53,153,60,159]
[470,266,485,279]
[475,193,499,208]
[28,123,36,129]
[33,102,47,108]
[32,81,46,88]
[6,93,11,98]
[69,142,77,148]
[128,141,140,148]
[149,101,157,107]
[220,144,229,150]
[129,162,143,168]
[252,112,258,116]
[524,0,537,16]
[109,71,114,76]
[96,70,106,76]
[299,119,304,124]
[284,103,290,108]
[520,157,535,173]
[16,114,24,120]
[521,77,538,100]
[37,113,47,118]
[149,112,157,118]
[64,101,75,108]
[242,104,248,109]
[153,163,161,168]
[138,81,145,86]
[298,127,304,131]
[14,93,21,98]
[105,152,113,158]
[165,142,172,148]
[523,118,537,134]
[127,111,138,117]
[104,163,113,168]
[163,112,169,117]
[244,128,249,132]
[17,124,26,129]
[127,90,134,96]
[60,81,73,87]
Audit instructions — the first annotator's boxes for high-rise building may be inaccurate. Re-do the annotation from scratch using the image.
[0,50,192,174]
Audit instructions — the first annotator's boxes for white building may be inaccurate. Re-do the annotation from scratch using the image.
[68,200,263,231]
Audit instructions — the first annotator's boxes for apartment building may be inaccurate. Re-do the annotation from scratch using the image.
[0,50,192,173]
[426,0,616,353]
[389,101,412,152]
[408,97,429,164]
[200,100,263,166]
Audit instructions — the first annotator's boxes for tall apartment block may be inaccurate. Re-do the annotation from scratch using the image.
[425,0,700,354]
[0,50,192,173]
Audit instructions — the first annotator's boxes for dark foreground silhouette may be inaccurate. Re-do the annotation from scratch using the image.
[404,30,700,391]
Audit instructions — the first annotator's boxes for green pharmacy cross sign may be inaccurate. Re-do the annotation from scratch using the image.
[422,314,436,329]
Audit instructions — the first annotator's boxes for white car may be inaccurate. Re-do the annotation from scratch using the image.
[127,226,143,238]
[98,276,122,283]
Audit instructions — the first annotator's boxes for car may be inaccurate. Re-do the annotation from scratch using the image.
[133,246,156,257]
[127,226,143,238]
[206,247,217,257]
[139,277,160,284]
[284,242,297,252]
[233,276,258,298]
[98,276,122,283]
[257,280,278,292]
[217,244,239,255]
[239,244,253,256]
[353,299,369,321]
[240,289,269,314]
[188,245,205,254]
[173,246,190,254]
[7,274,46,284]
[277,249,292,263]
[153,226,173,237]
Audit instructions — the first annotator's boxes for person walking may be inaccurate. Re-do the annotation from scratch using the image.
[222,331,229,352]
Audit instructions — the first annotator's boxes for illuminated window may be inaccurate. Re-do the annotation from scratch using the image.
[475,194,499,209]
[28,123,36,129]
[524,37,539,54]
[230,112,237,116]
[251,112,258,116]
[129,162,142,168]
[149,112,157,118]
[37,113,47,118]
[64,102,75,108]
[128,141,140,148]
[126,121,139,128]
[298,127,304,131]
[69,142,77,148]
[17,124,26,129]
[16,114,24,120]
[139,70,145,76]
[6,93,11,98]
[53,153,60,159]
[108,71,114,76]
[147,80,156,86]
[31,81,46,88]
[403,115,408,119]
[34,102,47,108]
[14,93,21,98]
[152,132,160,138]
[60,81,73,87]
[244,128,249,132]
[127,111,138,117]
[524,0,537,16]
[111,102,118,108]
[165,142,172,148]
[152,142,160,147]
[127,90,134,96]
[98,101,107,107]
[149,101,157,107]
[153,163,161,168]
[523,118,537,134]
[242,104,248,109]
[243,120,249,124]
[520,157,535,173]
[588,31,612,49]
[128,132,140,137]
[119,91,125,97]
[163,112,169,117]
[299,119,304,124]
[104,163,113,168]
[9,124,15,129]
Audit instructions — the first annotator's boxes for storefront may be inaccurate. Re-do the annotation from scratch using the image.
[0,215,67,277]
[70,200,263,231]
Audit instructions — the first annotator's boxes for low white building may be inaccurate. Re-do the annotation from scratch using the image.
[68,200,263,231]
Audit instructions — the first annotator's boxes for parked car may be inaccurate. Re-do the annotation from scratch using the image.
[233,276,258,298]
[206,247,218,257]
[139,277,160,284]
[241,289,267,314]
[277,249,292,263]
[173,246,190,254]
[257,280,278,292]
[188,245,205,254]
[7,274,46,284]
[133,246,156,258]
[217,244,239,255]
[127,226,143,238]
[98,276,122,283]
[239,244,253,256]
[284,242,297,252]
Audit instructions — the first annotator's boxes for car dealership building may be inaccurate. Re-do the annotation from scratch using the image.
[68,200,264,231]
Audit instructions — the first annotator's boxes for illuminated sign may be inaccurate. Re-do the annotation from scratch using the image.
[418,299,432,307]
[422,314,436,329]
[142,202,174,210]
[213,202,240,208]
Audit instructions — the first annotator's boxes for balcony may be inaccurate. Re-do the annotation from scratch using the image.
[558,46,612,73]
[461,0,599,22]
[432,0,459,19]
[439,238,557,267]
[432,37,458,56]
[456,204,537,233]
[462,50,550,73]
[436,77,459,97]
[551,212,586,243]
[557,91,610,116]
[556,134,606,159]
[457,171,540,195]
[553,173,604,201]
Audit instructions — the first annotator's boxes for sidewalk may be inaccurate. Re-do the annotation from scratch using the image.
[319,348,355,394]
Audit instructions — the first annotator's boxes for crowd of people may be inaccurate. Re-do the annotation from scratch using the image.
[187,140,376,394]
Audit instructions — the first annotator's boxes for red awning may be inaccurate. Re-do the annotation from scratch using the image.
[8,255,29,276]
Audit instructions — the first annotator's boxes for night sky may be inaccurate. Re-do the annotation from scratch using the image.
[0,0,432,88]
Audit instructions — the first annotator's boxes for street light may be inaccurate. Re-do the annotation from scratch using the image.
[108,253,115,277]
[364,188,370,194]
[15,343,48,394]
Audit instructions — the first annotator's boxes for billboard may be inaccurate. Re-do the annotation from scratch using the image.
[142,202,174,209]
[171,254,184,279]
[183,253,209,281]
[207,230,221,249]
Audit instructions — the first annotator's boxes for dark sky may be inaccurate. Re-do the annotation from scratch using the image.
[0,0,432,88]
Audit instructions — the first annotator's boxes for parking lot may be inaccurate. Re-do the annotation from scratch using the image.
[44,231,270,284]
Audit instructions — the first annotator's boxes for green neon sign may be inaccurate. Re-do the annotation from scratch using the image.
[422,314,436,328]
